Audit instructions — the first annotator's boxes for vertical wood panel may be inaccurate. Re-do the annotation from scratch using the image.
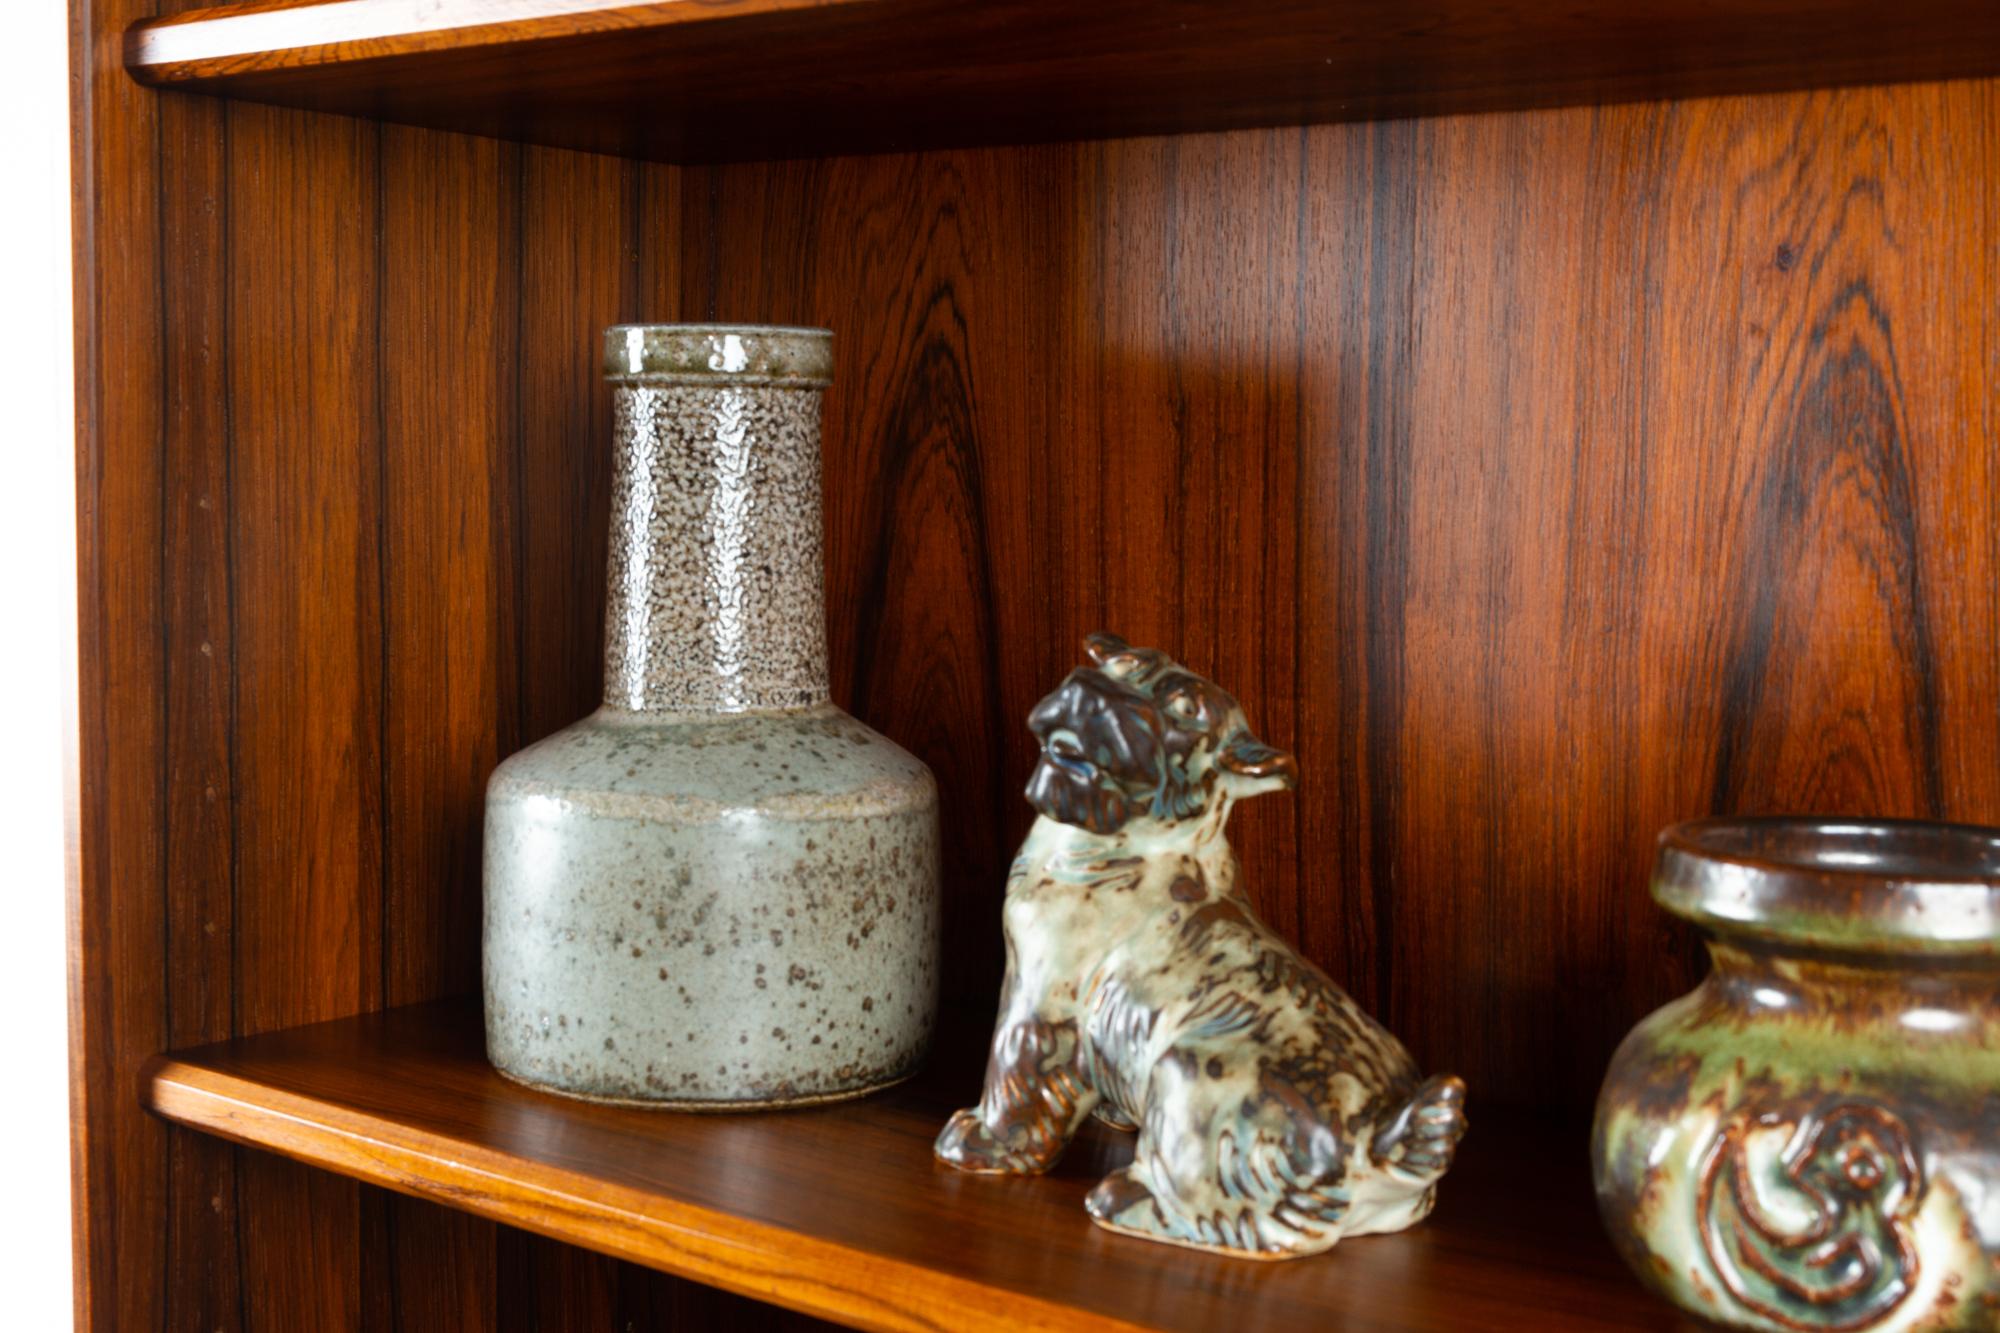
[78,0,806,1313]
[145,8,259,1324]
[70,0,167,1325]
[494,1236,614,1333]
[159,78,246,1333]
[73,11,2000,1323]
[380,123,520,1009]
[225,99,383,1038]
[1538,105,1678,1100]
[1698,84,1996,817]
[1081,132,1306,941]
[637,162,683,318]
[1382,84,2000,1098]
[1292,117,1417,1016]
[1387,104,1648,1095]
[611,1254,851,1331]
[373,121,526,1333]
[686,81,2000,1111]
[1909,84,2000,833]
[225,100,381,1332]
[515,145,634,744]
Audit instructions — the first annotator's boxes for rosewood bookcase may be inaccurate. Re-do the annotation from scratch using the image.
[70,2,2000,1328]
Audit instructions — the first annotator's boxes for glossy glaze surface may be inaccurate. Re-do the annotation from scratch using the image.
[485,705,940,1104]
[937,636,1466,1257]
[484,325,941,1105]
[1594,819,2000,1330]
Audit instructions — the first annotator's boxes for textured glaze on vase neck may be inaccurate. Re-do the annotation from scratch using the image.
[601,324,834,714]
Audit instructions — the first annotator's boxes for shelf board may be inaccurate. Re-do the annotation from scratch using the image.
[145,998,1688,1332]
[126,0,2000,163]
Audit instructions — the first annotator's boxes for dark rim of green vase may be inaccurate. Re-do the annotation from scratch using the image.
[1652,816,2000,957]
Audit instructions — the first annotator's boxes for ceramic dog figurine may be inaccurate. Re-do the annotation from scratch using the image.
[935,634,1467,1258]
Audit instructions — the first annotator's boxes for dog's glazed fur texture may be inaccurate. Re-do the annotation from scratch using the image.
[935,634,1468,1257]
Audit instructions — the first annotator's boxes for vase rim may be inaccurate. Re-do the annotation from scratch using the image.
[604,324,833,386]
[1653,816,2000,957]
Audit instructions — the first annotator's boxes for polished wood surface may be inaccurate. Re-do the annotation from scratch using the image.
[146,1000,1691,1333]
[75,0,2000,1319]
[75,0,798,1326]
[684,82,2000,1109]
[126,0,2000,163]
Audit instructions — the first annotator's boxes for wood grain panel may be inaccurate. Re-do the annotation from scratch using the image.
[682,80,2000,1110]
[77,0,807,1322]
[121,0,2000,164]
[73,0,2000,1319]
[514,144,633,746]
[225,97,381,1333]
[225,97,382,1040]
[1291,117,1419,1017]
[1078,133,1307,947]
[158,76,247,1333]
[375,119,522,1333]
[69,0,167,1324]
[1384,104,1659,1098]
[144,1001,1685,1333]
[1682,87,1978,819]
[379,123,518,1009]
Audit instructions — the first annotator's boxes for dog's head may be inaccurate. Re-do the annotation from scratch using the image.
[1024,633,1295,835]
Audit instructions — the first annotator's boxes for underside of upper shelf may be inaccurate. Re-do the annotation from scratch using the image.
[127,0,2000,163]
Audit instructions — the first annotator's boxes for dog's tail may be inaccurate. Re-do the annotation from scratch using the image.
[1371,1074,1468,1183]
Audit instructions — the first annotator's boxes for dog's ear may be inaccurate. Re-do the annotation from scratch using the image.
[1084,632,1130,665]
[1216,732,1296,793]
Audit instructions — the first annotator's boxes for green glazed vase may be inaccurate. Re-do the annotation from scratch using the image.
[1593,818,2000,1331]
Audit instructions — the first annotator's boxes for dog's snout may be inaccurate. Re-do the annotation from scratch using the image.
[1025,684,1075,736]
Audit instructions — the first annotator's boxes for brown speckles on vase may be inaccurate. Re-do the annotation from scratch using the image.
[484,325,941,1108]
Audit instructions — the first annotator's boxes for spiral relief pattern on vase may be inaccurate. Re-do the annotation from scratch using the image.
[1697,1101,1922,1331]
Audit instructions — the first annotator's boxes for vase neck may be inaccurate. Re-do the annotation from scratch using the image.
[602,379,831,714]
[1705,937,1997,1002]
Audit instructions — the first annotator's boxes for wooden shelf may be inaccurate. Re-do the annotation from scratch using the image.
[126,0,2000,163]
[144,999,1689,1332]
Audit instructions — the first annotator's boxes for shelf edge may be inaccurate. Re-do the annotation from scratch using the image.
[124,0,857,86]
[144,1054,1145,1333]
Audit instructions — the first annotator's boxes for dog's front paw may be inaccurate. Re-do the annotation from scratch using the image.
[1091,1102,1139,1132]
[935,1108,1029,1173]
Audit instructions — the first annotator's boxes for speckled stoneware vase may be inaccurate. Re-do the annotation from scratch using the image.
[483,324,941,1108]
[1594,818,2000,1331]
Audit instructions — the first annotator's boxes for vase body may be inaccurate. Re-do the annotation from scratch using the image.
[1593,818,2000,1331]
[484,325,941,1107]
